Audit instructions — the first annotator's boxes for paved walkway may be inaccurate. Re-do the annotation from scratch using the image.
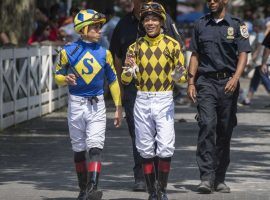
[0,79,270,200]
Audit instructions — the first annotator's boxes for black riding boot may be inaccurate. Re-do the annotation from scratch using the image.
[143,159,158,200]
[74,152,87,200]
[85,162,103,200]
[157,158,171,200]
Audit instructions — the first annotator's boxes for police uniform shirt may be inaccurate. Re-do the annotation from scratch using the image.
[121,34,184,92]
[189,13,251,73]
[110,12,142,65]
[262,32,270,49]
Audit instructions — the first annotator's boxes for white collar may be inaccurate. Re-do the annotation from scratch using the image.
[81,38,93,43]
[214,18,224,23]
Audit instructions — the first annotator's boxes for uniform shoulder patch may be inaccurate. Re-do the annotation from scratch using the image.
[240,24,249,39]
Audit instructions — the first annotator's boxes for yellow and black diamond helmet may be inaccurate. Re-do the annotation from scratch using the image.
[74,9,106,33]
[140,2,166,21]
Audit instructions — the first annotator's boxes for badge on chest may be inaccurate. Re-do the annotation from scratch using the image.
[227,27,235,40]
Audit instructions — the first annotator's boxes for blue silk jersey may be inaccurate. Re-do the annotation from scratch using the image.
[55,39,117,97]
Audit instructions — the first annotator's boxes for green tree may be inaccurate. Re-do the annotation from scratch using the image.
[0,0,35,45]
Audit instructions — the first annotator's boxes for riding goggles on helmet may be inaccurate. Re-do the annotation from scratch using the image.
[141,2,163,13]
[75,12,106,28]
[140,2,166,21]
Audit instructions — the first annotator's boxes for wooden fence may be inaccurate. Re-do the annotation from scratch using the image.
[0,46,67,131]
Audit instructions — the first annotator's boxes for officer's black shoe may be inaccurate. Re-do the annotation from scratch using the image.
[77,190,86,200]
[197,181,213,194]
[148,191,158,200]
[214,182,230,193]
[133,179,146,191]
[157,190,168,200]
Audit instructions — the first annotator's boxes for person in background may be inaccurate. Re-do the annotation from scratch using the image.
[117,0,134,14]
[0,32,11,46]
[28,21,65,46]
[59,7,80,43]
[62,6,80,26]
[99,7,120,49]
[242,20,270,106]
[259,30,270,107]
[28,22,53,45]
[261,31,270,78]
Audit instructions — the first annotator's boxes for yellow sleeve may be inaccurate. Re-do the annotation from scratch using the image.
[109,81,122,106]
[106,50,122,106]
[121,72,133,85]
[174,44,185,68]
[54,49,69,86]
[121,43,136,85]
[174,44,187,83]
[105,50,117,78]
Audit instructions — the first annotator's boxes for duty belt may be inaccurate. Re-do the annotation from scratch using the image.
[206,71,232,79]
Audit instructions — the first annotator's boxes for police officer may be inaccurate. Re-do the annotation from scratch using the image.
[187,0,251,193]
[110,0,184,191]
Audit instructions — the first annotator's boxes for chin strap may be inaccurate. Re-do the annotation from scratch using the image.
[83,26,89,36]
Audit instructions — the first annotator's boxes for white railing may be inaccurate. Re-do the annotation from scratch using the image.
[0,46,68,131]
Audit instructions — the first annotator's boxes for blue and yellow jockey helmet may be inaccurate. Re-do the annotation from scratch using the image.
[140,2,166,21]
[74,9,106,33]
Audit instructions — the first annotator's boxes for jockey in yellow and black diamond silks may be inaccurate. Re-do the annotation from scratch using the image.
[121,34,185,92]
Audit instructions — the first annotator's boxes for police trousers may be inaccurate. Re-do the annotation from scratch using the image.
[195,75,239,183]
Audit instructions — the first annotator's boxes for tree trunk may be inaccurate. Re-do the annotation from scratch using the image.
[0,0,36,45]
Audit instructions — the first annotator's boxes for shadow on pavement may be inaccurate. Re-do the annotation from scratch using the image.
[0,99,270,199]
[109,199,144,200]
[42,198,74,200]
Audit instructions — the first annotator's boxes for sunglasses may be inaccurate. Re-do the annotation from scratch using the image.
[75,12,105,27]
[141,3,163,13]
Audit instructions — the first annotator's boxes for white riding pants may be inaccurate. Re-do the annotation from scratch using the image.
[68,94,106,152]
[134,91,175,159]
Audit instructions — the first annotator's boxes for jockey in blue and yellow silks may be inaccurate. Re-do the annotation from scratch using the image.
[54,9,122,200]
